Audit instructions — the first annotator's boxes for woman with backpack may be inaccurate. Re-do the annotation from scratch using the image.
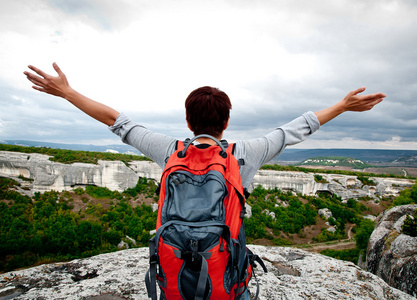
[24,62,385,299]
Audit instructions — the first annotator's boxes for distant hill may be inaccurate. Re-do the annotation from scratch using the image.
[276,148,417,165]
[2,139,417,167]
[0,139,141,155]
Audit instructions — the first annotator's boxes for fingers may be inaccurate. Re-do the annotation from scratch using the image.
[24,70,44,87]
[32,85,46,93]
[53,62,64,77]
[350,86,366,96]
[24,64,61,90]
[361,95,385,111]
[362,92,386,100]
[364,98,384,111]
[27,65,49,78]
[24,65,48,87]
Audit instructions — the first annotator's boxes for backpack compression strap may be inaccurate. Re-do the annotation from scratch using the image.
[247,247,268,300]
[145,236,158,300]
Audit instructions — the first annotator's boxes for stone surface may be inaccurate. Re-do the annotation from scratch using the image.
[0,151,414,200]
[0,151,139,193]
[318,208,332,219]
[0,246,415,300]
[366,204,417,298]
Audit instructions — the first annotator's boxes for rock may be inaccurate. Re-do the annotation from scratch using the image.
[245,203,252,218]
[117,241,129,250]
[366,204,417,298]
[0,151,414,200]
[363,215,377,222]
[0,246,414,300]
[150,203,158,212]
[275,199,289,207]
[127,161,161,182]
[252,170,316,196]
[0,151,140,193]
[125,236,137,247]
[327,226,337,233]
[318,208,333,219]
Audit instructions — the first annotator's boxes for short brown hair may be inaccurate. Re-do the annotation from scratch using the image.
[185,86,232,137]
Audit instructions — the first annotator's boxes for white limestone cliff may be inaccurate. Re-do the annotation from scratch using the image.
[0,151,414,199]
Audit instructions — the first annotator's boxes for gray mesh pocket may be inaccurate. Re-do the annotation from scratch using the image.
[161,170,227,225]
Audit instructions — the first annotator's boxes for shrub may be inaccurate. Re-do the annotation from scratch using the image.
[321,248,359,264]
[393,183,417,206]
[401,209,417,237]
[74,188,85,195]
[314,174,328,183]
[357,175,376,186]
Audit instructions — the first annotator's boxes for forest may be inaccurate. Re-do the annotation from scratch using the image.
[1,174,416,273]
[0,177,157,272]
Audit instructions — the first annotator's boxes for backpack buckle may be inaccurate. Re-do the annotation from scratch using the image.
[150,253,158,265]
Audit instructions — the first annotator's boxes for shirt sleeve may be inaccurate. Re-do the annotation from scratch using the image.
[108,113,177,169]
[234,111,320,189]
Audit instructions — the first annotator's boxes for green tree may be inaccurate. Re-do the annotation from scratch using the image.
[355,219,375,251]
[76,221,103,251]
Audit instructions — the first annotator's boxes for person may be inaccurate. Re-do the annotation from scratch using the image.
[24,63,385,299]
[24,62,385,192]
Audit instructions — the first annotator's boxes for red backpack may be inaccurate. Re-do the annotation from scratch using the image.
[145,135,266,300]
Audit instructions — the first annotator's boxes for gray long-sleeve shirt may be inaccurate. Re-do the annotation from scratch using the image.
[109,112,320,189]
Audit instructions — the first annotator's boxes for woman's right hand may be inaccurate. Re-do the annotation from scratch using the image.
[24,62,72,99]
[24,62,119,126]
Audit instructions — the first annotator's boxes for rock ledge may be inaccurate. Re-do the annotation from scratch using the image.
[1,246,415,300]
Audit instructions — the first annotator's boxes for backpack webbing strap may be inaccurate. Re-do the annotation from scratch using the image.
[173,249,212,300]
[237,191,246,218]
[235,283,246,297]
[145,237,158,300]
[195,253,209,300]
[252,269,260,300]
[246,247,268,300]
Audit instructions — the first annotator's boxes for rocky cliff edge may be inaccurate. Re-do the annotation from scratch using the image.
[1,246,415,300]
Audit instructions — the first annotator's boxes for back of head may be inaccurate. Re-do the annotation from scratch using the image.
[185,86,232,137]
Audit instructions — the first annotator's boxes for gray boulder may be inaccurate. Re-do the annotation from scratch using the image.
[318,208,333,219]
[366,204,417,298]
[0,246,414,300]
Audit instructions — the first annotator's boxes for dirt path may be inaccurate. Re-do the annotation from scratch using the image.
[300,241,357,253]
[296,224,357,253]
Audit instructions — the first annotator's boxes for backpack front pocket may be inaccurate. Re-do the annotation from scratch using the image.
[161,170,228,224]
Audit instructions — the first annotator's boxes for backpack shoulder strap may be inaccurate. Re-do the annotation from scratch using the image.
[225,142,245,169]
[220,139,229,149]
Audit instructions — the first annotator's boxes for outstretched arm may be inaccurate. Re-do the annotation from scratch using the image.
[315,87,386,125]
[24,63,120,126]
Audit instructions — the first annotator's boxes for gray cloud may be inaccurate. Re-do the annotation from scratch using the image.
[1,0,416,150]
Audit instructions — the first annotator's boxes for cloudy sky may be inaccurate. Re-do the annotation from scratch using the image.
[1,0,416,150]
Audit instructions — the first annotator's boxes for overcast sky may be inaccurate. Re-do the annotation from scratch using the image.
[1,0,416,150]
